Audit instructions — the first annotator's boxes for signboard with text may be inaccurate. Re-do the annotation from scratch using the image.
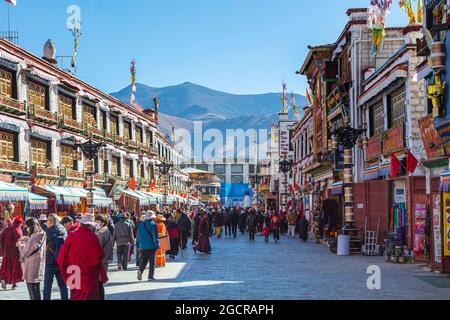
[383,125,404,155]
[366,134,382,161]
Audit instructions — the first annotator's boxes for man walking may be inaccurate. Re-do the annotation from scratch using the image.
[287,210,298,238]
[213,210,224,238]
[136,211,159,281]
[44,214,68,300]
[113,213,134,270]
[231,207,239,238]
[246,210,257,241]
[178,211,191,250]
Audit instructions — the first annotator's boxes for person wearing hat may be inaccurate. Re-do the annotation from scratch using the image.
[155,214,170,268]
[0,217,24,290]
[58,214,107,300]
[136,211,159,281]
[38,214,48,232]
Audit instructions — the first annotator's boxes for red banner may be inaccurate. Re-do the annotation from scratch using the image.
[366,134,382,161]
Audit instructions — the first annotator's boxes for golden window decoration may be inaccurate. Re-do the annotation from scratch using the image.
[28,81,47,111]
[61,145,75,170]
[99,111,105,130]
[110,115,119,136]
[0,68,13,98]
[111,156,120,176]
[146,130,153,145]
[390,89,406,129]
[31,139,48,165]
[59,95,74,120]
[125,159,132,178]
[124,121,131,140]
[0,130,15,161]
[136,127,143,143]
[83,104,97,128]
[139,163,144,178]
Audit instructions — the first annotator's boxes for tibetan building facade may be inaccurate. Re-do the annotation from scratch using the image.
[293,6,449,272]
[0,37,188,218]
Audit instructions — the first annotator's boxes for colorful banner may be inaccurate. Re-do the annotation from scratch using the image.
[414,203,427,253]
[435,119,450,146]
[383,125,404,154]
[366,134,382,160]
[419,114,447,158]
[445,193,450,257]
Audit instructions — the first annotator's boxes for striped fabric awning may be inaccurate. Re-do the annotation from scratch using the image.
[134,190,160,205]
[38,185,81,205]
[378,162,391,177]
[329,181,343,195]
[440,170,450,192]
[364,164,380,180]
[29,192,48,210]
[122,189,151,207]
[0,181,30,202]
[68,188,113,208]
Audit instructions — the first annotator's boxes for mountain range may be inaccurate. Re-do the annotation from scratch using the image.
[110,82,307,137]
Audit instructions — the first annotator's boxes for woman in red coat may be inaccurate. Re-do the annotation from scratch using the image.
[193,212,211,254]
[58,214,107,300]
[0,217,23,290]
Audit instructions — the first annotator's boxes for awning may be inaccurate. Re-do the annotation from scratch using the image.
[122,189,151,207]
[378,162,391,178]
[0,181,30,202]
[29,192,48,210]
[37,185,81,205]
[68,188,113,208]
[364,164,380,181]
[134,190,160,205]
[329,181,343,195]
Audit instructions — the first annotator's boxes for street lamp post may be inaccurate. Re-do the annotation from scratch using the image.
[157,159,173,206]
[279,157,293,213]
[332,116,365,253]
[75,138,105,215]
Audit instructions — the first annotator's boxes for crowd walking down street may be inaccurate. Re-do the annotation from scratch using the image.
[0,206,449,300]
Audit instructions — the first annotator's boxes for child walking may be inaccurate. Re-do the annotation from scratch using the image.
[263,223,270,243]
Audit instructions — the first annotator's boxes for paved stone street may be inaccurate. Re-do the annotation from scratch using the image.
[1,233,450,300]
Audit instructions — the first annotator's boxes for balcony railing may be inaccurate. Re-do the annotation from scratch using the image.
[85,124,103,140]
[0,159,27,173]
[36,165,59,178]
[112,134,125,145]
[0,95,26,115]
[62,168,85,180]
[127,139,138,149]
[29,105,58,125]
[59,115,85,133]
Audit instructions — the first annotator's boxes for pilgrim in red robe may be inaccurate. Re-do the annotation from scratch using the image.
[194,215,211,253]
[58,225,107,300]
[0,219,23,286]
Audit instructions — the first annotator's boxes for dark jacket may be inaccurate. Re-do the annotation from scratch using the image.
[246,213,257,228]
[178,213,192,233]
[45,223,67,266]
[231,210,239,225]
[214,212,225,227]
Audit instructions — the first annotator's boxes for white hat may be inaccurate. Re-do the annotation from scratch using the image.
[38,214,47,221]
[79,214,96,226]
[144,211,156,220]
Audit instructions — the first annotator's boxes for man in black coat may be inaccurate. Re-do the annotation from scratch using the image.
[178,211,192,249]
[246,210,257,241]
[231,208,239,238]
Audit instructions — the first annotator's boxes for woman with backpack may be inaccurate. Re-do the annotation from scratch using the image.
[16,217,46,300]
[43,214,68,300]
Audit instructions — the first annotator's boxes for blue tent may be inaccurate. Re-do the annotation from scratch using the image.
[220,183,254,206]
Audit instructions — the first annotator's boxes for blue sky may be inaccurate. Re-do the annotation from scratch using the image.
[3,0,410,95]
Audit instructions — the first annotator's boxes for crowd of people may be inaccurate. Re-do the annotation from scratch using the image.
[0,205,310,300]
